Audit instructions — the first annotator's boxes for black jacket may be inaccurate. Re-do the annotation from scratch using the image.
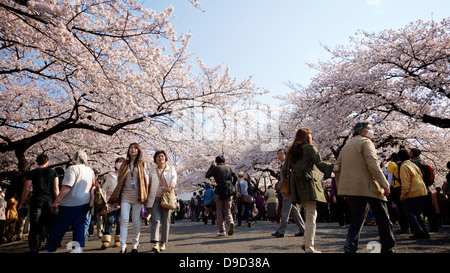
[205,163,237,186]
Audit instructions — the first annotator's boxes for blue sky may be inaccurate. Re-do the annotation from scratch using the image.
[147,0,449,106]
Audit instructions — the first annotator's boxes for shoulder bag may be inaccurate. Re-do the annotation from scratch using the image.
[94,185,108,216]
[280,159,291,198]
[157,167,176,210]
[216,170,236,200]
[238,181,253,204]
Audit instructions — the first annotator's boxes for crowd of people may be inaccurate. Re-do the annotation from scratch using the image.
[184,123,449,253]
[0,122,449,253]
[0,144,177,253]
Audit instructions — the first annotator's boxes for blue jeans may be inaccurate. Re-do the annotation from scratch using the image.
[120,202,141,248]
[104,209,120,235]
[45,203,89,252]
[236,197,252,225]
[84,211,91,241]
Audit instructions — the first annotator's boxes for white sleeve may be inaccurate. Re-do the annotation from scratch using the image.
[171,166,177,185]
[62,166,76,187]
[387,172,393,186]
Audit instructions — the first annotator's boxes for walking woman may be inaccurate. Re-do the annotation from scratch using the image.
[108,143,149,253]
[281,128,335,253]
[147,150,177,253]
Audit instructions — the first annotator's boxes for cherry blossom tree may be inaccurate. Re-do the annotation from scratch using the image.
[281,18,449,186]
[172,103,285,192]
[0,0,265,190]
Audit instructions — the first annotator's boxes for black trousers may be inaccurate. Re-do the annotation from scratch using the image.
[403,196,429,236]
[345,196,395,253]
[28,200,55,253]
[390,186,409,231]
[423,191,439,230]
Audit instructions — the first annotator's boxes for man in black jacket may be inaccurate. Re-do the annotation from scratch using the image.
[205,156,237,236]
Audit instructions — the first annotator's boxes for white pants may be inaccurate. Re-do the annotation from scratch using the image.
[302,201,317,252]
[120,202,141,248]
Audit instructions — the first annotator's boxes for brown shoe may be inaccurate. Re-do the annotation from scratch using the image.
[228,223,234,236]
[101,235,111,249]
[114,235,121,247]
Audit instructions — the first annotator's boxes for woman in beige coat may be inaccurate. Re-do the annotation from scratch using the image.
[265,186,278,222]
[335,122,395,253]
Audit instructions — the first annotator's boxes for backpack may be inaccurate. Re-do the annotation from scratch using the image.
[94,186,107,216]
[418,163,435,187]
[391,161,402,187]
[246,180,253,196]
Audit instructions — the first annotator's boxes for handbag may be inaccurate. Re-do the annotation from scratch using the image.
[161,190,176,210]
[238,181,253,204]
[251,204,259,218]
[140,204,149,218]
[157,167,177,210]
[280,159,291,198]
[242,194,253,204]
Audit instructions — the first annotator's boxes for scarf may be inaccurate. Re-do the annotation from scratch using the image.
[108,160,148,206]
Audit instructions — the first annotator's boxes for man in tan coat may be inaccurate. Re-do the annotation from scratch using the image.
[336,122,395,253]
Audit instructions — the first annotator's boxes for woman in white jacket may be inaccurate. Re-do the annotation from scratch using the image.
[147,150,177,253]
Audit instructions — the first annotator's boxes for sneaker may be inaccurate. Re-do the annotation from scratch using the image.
[271,232,284,238]
[71,247,83,253]
[228,223,234,236]
[217,232,226,236]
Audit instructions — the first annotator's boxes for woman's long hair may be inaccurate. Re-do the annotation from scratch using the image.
[287,128,314,164]
[126,142,143,165]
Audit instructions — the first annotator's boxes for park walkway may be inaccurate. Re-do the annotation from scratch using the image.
[1,219,449,254]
